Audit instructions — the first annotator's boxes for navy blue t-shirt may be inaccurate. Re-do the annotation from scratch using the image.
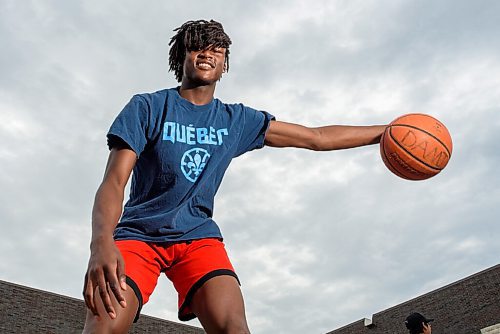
[107,88,274,242]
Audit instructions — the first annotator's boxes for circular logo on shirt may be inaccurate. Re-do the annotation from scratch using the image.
[180,147,210,182]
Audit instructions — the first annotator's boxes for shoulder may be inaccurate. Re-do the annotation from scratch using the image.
[132,88,173,104]
[130,87,179,101]
[125,88,177,113]
[216,99,259,114]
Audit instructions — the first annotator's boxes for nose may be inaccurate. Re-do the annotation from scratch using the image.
[198,49,214,59]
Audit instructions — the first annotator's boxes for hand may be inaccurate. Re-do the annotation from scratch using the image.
[83,238,127,319]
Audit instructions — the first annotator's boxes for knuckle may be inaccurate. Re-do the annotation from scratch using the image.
[89,267,102,277]
[99,288,107,297]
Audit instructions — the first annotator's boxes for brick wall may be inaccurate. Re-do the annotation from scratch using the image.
[0,280,204,334]
[327,264,500,334]
[2,264,498,333]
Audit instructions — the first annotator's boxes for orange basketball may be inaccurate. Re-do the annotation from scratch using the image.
[380,113,453,180]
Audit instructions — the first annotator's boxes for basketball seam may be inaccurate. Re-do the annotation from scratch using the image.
[384,149,420,181]
[390,123,452,157]
[388,128,441,171]
[381,134,412,180]
[389,124,451,171]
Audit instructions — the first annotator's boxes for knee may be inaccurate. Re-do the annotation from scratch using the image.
[82,313,133,334]
[82,284,139,334]
[83,322,129,334]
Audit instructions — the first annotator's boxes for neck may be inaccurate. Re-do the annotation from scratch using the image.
[179,82,216,105]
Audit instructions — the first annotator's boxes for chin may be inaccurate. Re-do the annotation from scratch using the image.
[195,74,222,85]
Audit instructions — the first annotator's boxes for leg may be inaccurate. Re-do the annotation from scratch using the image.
[82,283,139,334]
[83,240,164,333]
[190,275,250,334]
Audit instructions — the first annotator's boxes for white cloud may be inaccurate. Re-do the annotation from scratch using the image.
[1,1,499,333]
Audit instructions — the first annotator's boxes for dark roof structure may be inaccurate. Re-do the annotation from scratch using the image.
[0,279,204,334]
[326,264,500,334]
[1,264,498,333]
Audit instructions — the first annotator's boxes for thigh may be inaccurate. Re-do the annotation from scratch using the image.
[82,284,139,334]
[165,238,238,321]
[116,240,165,307]
[85,240,164,330]
[190,275,250,334]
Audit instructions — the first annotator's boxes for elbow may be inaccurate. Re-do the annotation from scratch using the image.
[307,128,327,151]
[308,138,333,151]
[310,142,327,151]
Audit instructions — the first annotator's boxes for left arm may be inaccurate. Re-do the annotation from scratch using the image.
[264,120,387,151]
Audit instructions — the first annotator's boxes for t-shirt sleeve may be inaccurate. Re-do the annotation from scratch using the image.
[234,105,275,157]
[107,95,150,156]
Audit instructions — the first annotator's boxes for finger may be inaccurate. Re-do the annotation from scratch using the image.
[108,265,127,308]
[117,256,127,291]
[83,273,98,316]
[97,273,116,319]
[114,257,127,308]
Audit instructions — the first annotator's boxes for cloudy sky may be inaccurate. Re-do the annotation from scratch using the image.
[1,1,499,333]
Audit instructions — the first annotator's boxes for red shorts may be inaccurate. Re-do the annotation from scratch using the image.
[115,238,239,322]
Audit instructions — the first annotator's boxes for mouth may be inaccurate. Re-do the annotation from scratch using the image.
[195,60,215,70]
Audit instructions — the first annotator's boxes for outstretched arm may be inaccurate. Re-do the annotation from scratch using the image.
[264,120,386,151]
[83,147,136,319]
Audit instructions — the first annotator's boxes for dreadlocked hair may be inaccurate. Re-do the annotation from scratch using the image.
[169,19,232,82]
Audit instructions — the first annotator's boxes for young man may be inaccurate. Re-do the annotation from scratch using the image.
[82,20,387,333]
[405,312,433,334]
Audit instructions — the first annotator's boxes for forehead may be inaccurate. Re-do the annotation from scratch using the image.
[187,45,227,53]
[186,42,227,51]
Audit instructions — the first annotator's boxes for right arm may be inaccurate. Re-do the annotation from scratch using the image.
[265,120,386,150]
[83,147,137,319]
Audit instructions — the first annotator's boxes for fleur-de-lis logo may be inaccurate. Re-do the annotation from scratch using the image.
[180,148,210,182]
